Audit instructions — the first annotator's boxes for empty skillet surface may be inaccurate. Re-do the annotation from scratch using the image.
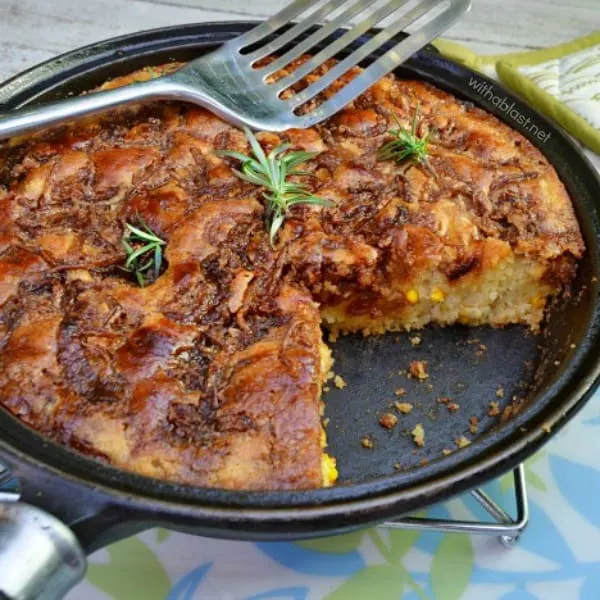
[326,325,538,482]
[0,22,599,545]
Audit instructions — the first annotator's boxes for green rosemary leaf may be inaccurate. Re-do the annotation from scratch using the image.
[125,243,157,269]
[217,150,254,164]
[287,195,332,208]
[290,169,314,177]
[121,216,166,287]
[270,143,292,158]
[125,223,165,245]
[154,245,162,280]
[121,238,134,255]
[137,258,155,273]
[269,212,285,246]
[411,104,420,136]
[139,215,156,237]
[237,165,267,187]
[377,105,431,165]
[283,151,318,170]
[218,127,332,245]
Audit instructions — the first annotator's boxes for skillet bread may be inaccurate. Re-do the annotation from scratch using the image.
[0,60,584,490]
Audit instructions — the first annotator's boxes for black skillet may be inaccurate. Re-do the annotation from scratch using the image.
[0,22,599,555]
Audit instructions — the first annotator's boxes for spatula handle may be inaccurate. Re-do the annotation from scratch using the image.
[0,78,173,141]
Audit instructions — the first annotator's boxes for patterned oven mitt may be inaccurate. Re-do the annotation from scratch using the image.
[433,32,600,155]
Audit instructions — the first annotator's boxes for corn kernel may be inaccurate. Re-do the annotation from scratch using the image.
[430,288,445,303]
[530,296,546,308]
[405,289,419,304]
[321,454,338,486]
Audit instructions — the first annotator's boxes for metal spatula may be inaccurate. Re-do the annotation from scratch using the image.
[0,0,470,138]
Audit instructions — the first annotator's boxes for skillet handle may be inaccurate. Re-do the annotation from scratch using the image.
[0,455,150,555]
[0,501,86,600]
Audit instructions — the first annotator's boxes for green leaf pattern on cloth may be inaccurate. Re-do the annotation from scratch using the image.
[500,452,548,493]
[86,537,171,600]
[156,528,171,544]
[325,565,408,600]
[296,530,364,554]
[388,528,423,563]
[430,535,474,600]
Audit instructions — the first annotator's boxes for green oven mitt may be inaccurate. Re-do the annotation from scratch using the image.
[432,32,600,155]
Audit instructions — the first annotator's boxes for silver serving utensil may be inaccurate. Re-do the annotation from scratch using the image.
[0,0,471,138]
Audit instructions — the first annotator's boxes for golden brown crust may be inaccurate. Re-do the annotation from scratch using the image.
[0,59,584,490]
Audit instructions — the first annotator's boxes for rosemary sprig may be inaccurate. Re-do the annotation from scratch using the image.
[377,105,432,165]
[218,127,333,245]
[121,216,166,287]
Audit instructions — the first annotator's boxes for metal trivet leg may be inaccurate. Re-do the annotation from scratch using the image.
[380,464,529,547]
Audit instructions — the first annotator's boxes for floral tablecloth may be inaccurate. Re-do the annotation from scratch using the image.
[65,382,600,600]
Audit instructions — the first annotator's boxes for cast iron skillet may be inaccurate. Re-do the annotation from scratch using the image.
[0,22,599,552]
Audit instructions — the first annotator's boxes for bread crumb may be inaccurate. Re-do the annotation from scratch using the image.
[442,448,453,456]
[360,436,374,449]
[323,386,330,393]
[395,402,413,414]
[328,331,339,343]
[334,375,347,389]
[409,360,429,380]
[488,401,501,416]
[496,385,504,399]
[553,360,560,366]
[326,370,335,381]
[541,422,552,433]
[455,436,471,448]
[394,388,407,397]
[379,412,398,429]
[469,416,479,434]
[411,423,425,447]
[501,405,513,423]
[437,397,459,412]
[393,462,402,470]
[322,417,330,428]
[475,343,487,358]
[569,343,576,349]
[409,335,422,347]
